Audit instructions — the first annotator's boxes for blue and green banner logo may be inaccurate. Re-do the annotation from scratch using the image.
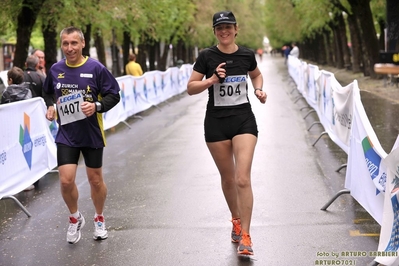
[19,113,33,169]
[362,136,386,193]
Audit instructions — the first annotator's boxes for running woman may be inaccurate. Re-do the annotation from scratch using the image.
[44,26,120,244]
[187,11,267,256]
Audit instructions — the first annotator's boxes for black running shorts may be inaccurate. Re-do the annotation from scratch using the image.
[57,144,103,168]
[204,111,258,142]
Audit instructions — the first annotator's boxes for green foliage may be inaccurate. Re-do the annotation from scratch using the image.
[371,0,386,21]
[264,0,301,48]
[30,26,44,49]
[295,0,333,38]
[2,0,354,54]
[0,0,20,39]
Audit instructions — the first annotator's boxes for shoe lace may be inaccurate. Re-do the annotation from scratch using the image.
[232,218,241,235]
[68,217,79,234]
[241,233,252,247]
[95,216,106,230]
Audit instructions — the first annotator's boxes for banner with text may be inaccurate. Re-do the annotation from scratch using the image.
[0,65,192,199]
[288,57,386,224]
[103,65,192,130]
[344,87,386,224]
[0,98,57,199]
[375,136,399,265]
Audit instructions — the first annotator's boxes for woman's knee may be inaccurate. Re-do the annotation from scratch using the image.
[235,175,251,188]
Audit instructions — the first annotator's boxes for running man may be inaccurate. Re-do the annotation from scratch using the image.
[44,26,120,244]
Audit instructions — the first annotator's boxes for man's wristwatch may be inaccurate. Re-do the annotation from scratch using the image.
[95,102,102,112]
[254,88,262,95]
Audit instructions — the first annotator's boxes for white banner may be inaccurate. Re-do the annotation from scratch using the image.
[103,65,192,130]
[375,136,399,265]
[306,64,320,110]
[0,98,57,199]
[289,59,354,154]
[288,60,386,219]
[287,57,399,262]
[315,71,353,153]
[344,88,386,224]
[0,65,192,199]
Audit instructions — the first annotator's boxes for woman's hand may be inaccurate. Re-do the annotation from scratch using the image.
[213,62,227,83]
[255,89,267,104]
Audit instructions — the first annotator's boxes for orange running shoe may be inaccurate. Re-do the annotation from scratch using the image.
[237,232,254,255]
[231,218,241,243]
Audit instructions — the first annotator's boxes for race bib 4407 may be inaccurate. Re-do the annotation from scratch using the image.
[213,75,248,106]
[57,92,86,125]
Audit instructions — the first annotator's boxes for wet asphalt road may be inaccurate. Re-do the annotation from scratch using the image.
[0,56,388,266]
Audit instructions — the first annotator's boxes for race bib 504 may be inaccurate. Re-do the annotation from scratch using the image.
[213,75,248,106]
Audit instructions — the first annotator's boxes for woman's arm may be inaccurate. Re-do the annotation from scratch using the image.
[249,67,267,104]
[187,63,226,95]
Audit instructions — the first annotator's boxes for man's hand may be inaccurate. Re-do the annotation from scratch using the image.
[46,105,56,121]
[81,101,96,117]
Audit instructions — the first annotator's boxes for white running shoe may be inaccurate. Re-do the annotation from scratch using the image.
[67,214,86,244]
[93,215,108,240]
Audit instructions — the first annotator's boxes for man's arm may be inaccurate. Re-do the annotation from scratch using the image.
[97,93,120,113]
[42,72,56,120]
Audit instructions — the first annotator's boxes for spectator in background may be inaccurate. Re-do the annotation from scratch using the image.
[32,49,46,77]
[24,55,45,98]
[24,55,55,124]
[289,42,299,58]
[256,48,263,62]
[125,53,143,76]
[283,45,291,64]
[1,66,32,104]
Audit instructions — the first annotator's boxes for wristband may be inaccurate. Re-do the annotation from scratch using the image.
[214,69,225,83]
[254,88,262,95]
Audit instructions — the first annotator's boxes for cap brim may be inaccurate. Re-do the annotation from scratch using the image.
[213,21,236,27]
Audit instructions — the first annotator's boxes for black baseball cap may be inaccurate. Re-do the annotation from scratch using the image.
[213,11,237,27]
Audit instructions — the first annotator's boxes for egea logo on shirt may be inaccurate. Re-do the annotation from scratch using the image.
[19,113,33,169]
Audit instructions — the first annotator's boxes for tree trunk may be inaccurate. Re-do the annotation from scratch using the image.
[83,24,91,57]
[42,18,58,76]
[158,43,169,71]
[332,22,344,68]
[347,0,380,78]
[148,43,156,71]
[14,0,45,69]
[94,29,106,67]
[137,43,147,73]
[111,29,121,76]
[318,32,327,65]
[155,42,160,70]
[346,13,363,73]
[122,31,131,75]
[337,13,351,69]
[187,44,195,64]
[377,18,386,51]
[386,0,399,51]
[323,30,334,66]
